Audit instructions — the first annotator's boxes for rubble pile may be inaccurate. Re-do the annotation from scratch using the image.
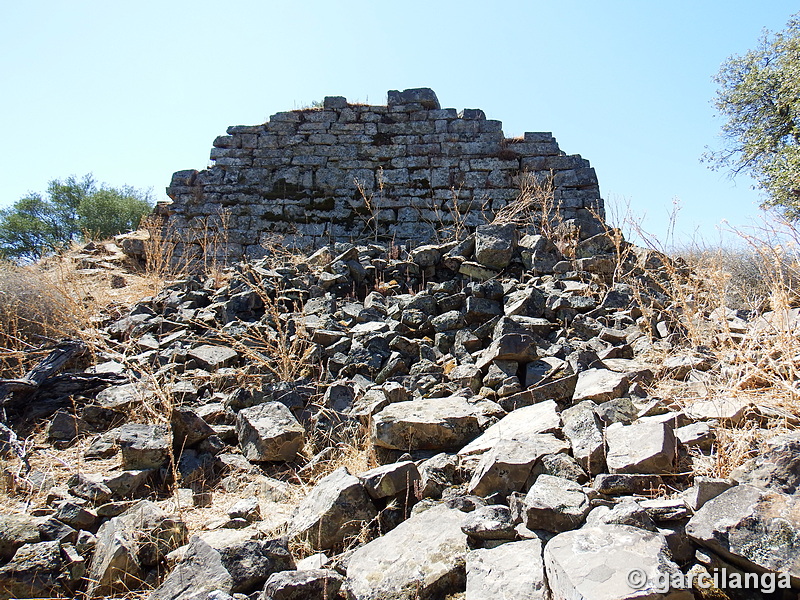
[0,221,797,600]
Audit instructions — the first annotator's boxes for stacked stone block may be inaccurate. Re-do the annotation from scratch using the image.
[163,88,603,260]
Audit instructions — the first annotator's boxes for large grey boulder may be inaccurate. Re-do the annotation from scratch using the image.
[148,536,233,600]
[499,374,578,411]
[260,569,344,600]
[119,423,172,470]
[186,529,294,594]
[475,333,538,369]
[605,421,677,474]
[729,431,800,494]
[88,501,188,598]
[467,434,569,497]
[0,540,62,600]
[288,467,377,551]
[0,514,41,560]
[572,368,629,403]
[458,400,560,457]
[236,402,305,462]
[172,407,216,448]
[561,401,605,475]
[585,498,656,531]
[387,87,440,109]
[346,503,468,600]
[474,223,516,270]
[466,538,546,600]
[524,474,590,532]
[418,453,462,499]
[461,505,517,541]
[188,344,239,369]
[358,460,421,500]
[686,484,800,585]
[544,525,692,600]
[372,396,503,451]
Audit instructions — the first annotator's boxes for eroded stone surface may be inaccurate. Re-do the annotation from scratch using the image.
[686,484,800,583]
[466,538,546,600]
[372,396,503,451]
[346,504,468,600]
[544,525,691,600]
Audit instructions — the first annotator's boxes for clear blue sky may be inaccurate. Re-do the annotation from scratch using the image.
[2,1,797,246]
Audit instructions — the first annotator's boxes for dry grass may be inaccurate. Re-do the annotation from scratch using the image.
[607,202,800,476]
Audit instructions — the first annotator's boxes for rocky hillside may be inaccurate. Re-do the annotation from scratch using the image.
[0,221,798,600]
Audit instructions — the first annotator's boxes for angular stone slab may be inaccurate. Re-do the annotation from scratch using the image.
[0,514,41,561]
[561,400,605,475]
[0,540,62,600]
[461,505,516,541]
[730,431,800,494]
[188,344,239,369]
[605,421,677,475]
[476,333,538,369]
[686,484,800,585]
[358,460,421,500]
[466,538,546,600]
[148,536,232,600]
[262,568,344,600]
[544,525,691,600]
[572,368,629,403]
[685,396,751,425]
[118,423,172,470]
[468,434,569,497]
[346,504,468,600]
[372,396,503,451]
[458,400,560,457]
[288,467,377,551]
[524,474,589,533]
[236,402,305,462]
[499,374,577,412]
[474,223,516,270]
[90,501,187,598]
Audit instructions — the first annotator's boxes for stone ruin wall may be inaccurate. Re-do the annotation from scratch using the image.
[161,88,604,261]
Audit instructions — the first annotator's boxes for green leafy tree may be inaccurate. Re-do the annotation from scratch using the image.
[77,186,153,240]
[0,174,153,261]
[705,13,800,217]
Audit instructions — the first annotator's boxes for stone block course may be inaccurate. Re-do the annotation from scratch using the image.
[160,88,604,258]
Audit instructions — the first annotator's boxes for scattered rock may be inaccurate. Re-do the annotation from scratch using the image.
[458,400,560,457]
[346,504,468,600]
[0,514,41,561]
[88,501,187,597]
[118,423,172,470]
[461,505,517,540]
[524,475,590,532]
[466,538,546,600]
[188,344,239,369]
[372,395,503,452]
[561,401,605,475]
[572,368,629,403]
[0,540,62,599]
[261,569,344,600]
[288,467,377,551]
[236,402,305,462]
[729,431,800,494]
[686,484,800,584]
[605,421,677,474]
[358,460,421,500]
[468,434,570,497]
[544,525,691,600]
[474,223,516,270]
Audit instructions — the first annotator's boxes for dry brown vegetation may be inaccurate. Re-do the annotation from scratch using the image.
[3,189,800,574]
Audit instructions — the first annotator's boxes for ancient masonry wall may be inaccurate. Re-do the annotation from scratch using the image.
[162,88,604,260]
